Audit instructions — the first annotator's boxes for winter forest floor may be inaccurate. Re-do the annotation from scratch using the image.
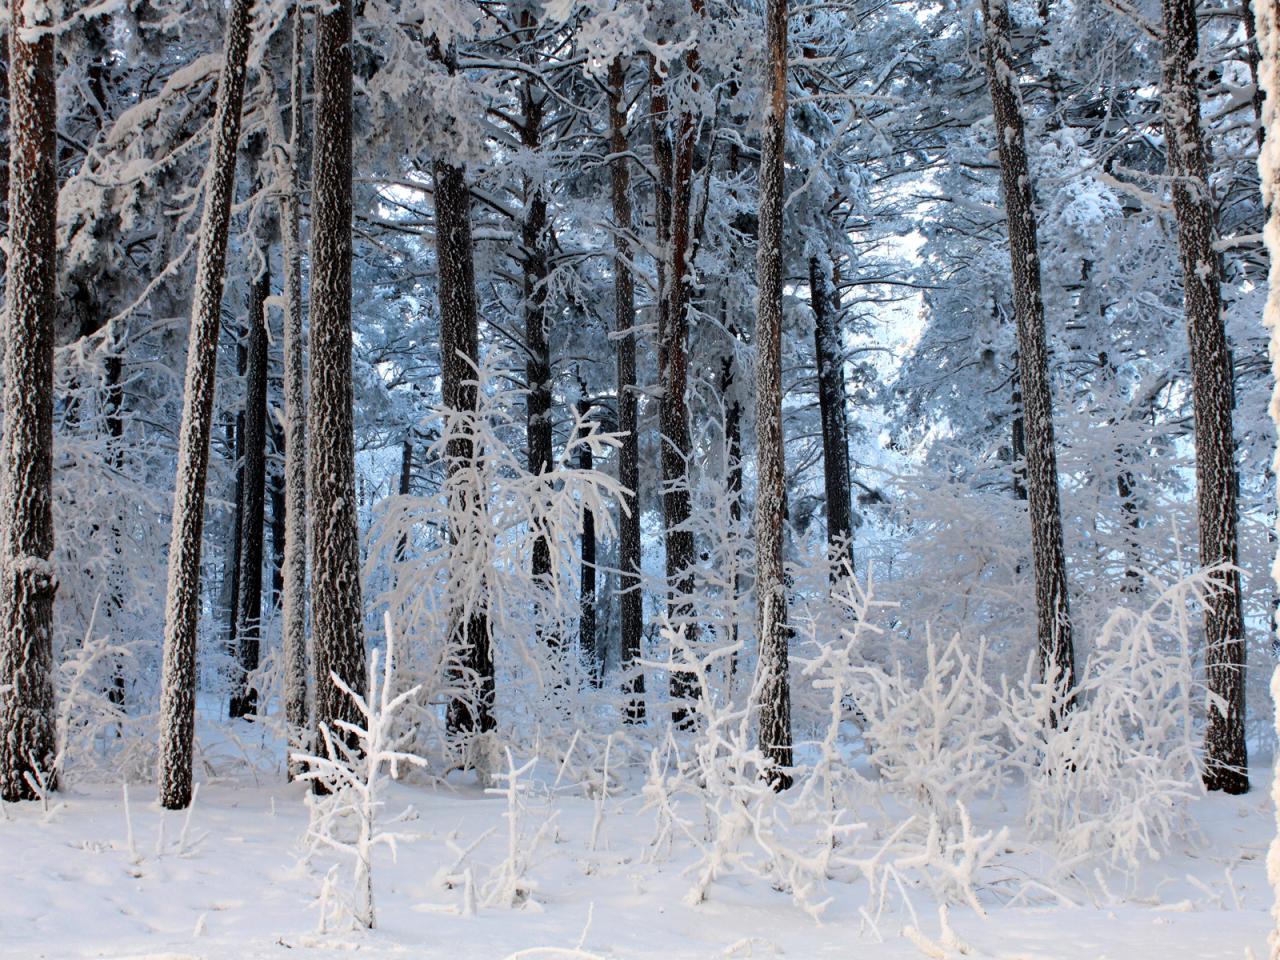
[1,734,1273,959]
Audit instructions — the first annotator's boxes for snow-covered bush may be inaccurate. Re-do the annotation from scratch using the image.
[294,613,427,929]
[1009,572,1207,873]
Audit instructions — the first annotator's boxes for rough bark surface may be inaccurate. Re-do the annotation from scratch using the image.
[650,43,701,720]
[156,0,256,810]
[755,0,793,791]
[981,0,1077,711]
[1160,0,1248,793]
[0,0,59,802]
[276,2,310,749]
[809,256,854,575]
[576,404,599,685]
[230,260,270,719]
[609,57,645,722]
[433,147,495,739]
[307,0,367,759]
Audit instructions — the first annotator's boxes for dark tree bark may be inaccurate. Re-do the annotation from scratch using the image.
[433,133,494,739]
[156,0,257,810]
[649,39,701,722]
[755,0,793,791]
[0,0,58,802]
[576,401,600,685]
[809,256,854,576]
[981,0,1077,714]
[608,56,645,722]
[719,344,743,682]
[269,415,285,610]
[307,0,367,763]
[1159,0,1247,793]
[515,12,556,633]
[230,259,270,719]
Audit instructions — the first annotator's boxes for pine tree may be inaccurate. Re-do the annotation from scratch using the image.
[1159,0,1248,793]
[608,55,645,722]
[810,256,854,575]
[271,3,310,750]
[308,0,367,761]
[230,254,270,718]
[980,0,1076,712]
[432,140,494,739]
[156,0,258,811]
[0,0,59,802]
[755,0,793,791]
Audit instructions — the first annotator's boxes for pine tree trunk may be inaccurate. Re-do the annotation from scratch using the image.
[649,46,701,722]
[576,403,600,685]
[269,415,285,610]
[719,345,743,684]
[230,258,270,719]
[274,3,310,750]
[433,141,495,739]
[981,0,1077,713]
[1159,0,1248,793]
[755,0,793,791]
[608,56,645,722]
[307,0,367,762]
[0,0,58,802]
[810,256,855,576]
[156,0,257,810]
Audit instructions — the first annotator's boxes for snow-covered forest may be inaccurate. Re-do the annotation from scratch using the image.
[4,0,1280,953]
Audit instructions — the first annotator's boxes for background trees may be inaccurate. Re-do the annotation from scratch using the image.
[1,0,1273,811]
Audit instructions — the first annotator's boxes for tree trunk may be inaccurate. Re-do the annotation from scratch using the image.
[269,415,285,610]
[810,256,854,576]
[1159,0,1248,793]
[650,44,701,723]
[308,0,367,765]
[0,0,58,802]
[156,0,257,810]
[755,0,793,792]
[981,0,1077,714]
[273,2,310,751]
[433,134,494,739]
[230,258,270,719]
[608,56,645,722]
[576,402,600,685]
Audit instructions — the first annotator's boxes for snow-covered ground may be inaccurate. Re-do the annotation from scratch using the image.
[1,764,1272,960]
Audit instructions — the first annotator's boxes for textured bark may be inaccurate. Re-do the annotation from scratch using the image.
[269,416,285,610]
[1160,0,1248,793]
[609,57,645,722]
[755,0,793,792]
[307,0,367,763]
[156,0,256,810]
[0,0,58,802]
[809,257,854,576]
[230,260,270,719]
[981,0,1077,712]
[576,403,600,685]
[433,141,494,739]
[515,12,555,629]
[649,46,701,721]
[275,3,310,748]
[719,345,743,683]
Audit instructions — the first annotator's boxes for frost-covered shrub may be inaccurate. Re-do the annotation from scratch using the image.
[1008,573,1206,873]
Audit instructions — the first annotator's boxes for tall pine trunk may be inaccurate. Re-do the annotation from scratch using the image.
[576,401,600,685]
[810,256,854,576]
[308,0,367,761]
[608,56,645,722]
[755,0,793,791]
[981,0,1076,714]
[230,258,270,718]
[1160,0,1248,793]
[272,1,310,755]
[433,140,494,740]
[650,39,701,721]
[0,0,59,801]
[156,0,257,810]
